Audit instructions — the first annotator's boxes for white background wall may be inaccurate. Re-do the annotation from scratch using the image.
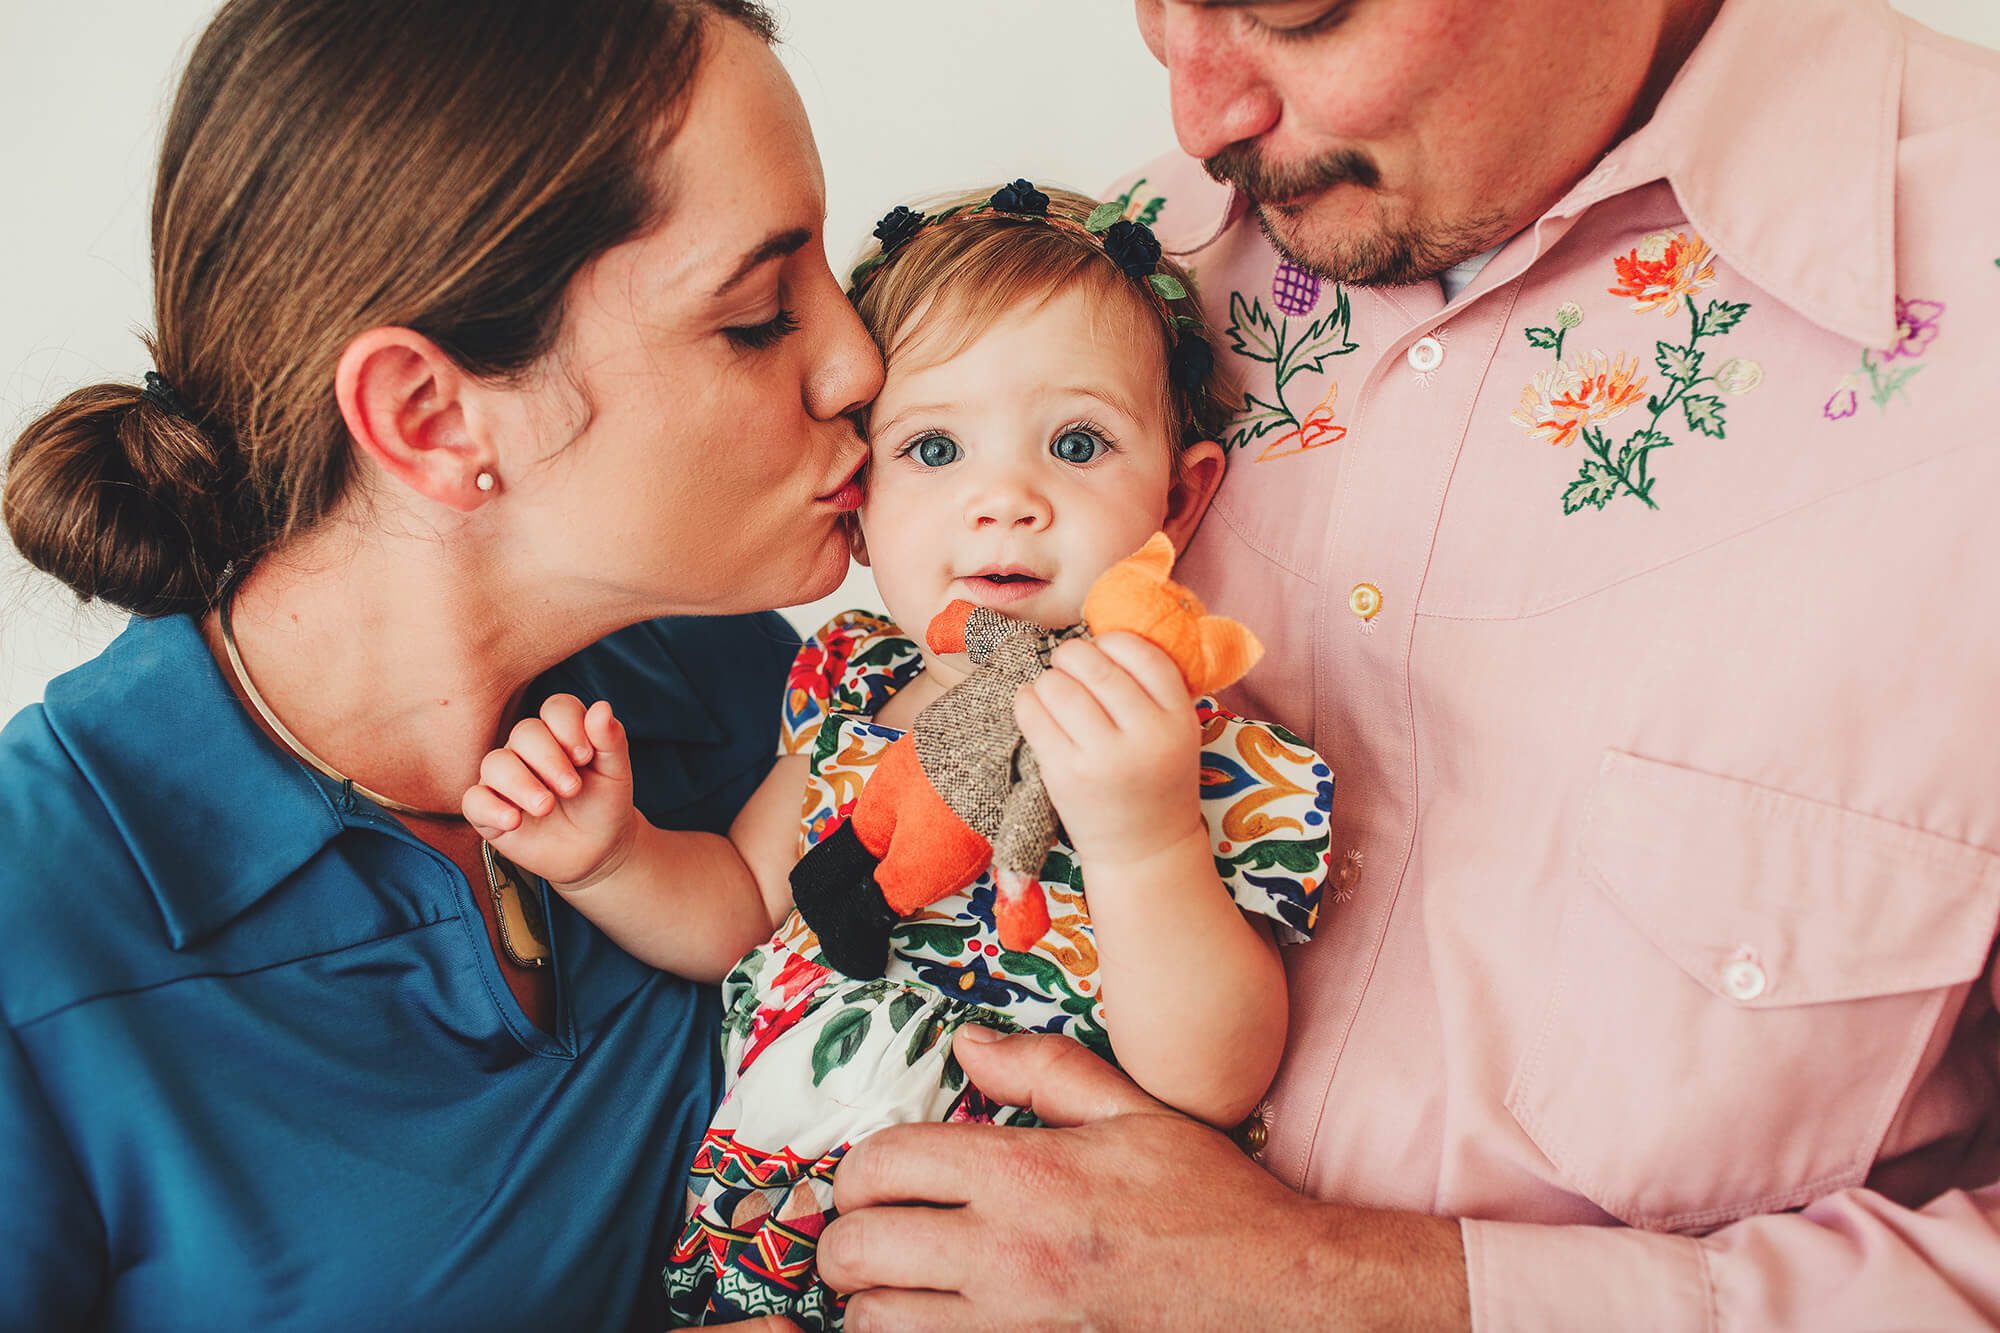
[4,1,1996,720]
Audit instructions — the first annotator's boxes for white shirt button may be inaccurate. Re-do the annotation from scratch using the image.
[1721,957,1767,1002]
[1407,337,1445,374]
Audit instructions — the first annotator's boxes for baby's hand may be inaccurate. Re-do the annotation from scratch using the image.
[461,694,637,890]
[1014,633,1205,867]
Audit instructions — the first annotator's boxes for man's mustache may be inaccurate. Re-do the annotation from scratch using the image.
[1203,143,1381,203]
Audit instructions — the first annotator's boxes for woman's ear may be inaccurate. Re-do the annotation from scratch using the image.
[1163,439,1226,553]
[335,327,496,512]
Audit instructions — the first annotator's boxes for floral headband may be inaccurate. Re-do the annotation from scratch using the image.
[847,178,1216,397]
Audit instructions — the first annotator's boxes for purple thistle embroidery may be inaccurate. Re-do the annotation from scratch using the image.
[1823,385,1860,421]
[1271,259,1320,317]
[1881,297,1944,362]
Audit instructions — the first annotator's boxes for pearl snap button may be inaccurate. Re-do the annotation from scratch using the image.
[1721,957,1767,1002]
[1348,583,1382,621]
[1407,337,1445,373]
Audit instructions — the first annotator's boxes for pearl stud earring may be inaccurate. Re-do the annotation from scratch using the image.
[475,471,496,492]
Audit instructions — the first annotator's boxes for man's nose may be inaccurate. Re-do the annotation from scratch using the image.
[1161,11,1282,160]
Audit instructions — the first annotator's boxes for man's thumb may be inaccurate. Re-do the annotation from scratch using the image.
[952,1027,1162,1127]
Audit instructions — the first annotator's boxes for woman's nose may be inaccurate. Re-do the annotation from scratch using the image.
[806,287,885,423]
[1161,11,1282,161]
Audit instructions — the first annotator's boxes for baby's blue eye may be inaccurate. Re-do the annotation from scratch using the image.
[1052,430,1104,463]
[914,435,960,467]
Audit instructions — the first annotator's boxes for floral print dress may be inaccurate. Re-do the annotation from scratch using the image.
[663,612,1334,1328]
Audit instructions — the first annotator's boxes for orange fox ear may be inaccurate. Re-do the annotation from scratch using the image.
[1129,531,1176,579]
[1195,617,1263,694]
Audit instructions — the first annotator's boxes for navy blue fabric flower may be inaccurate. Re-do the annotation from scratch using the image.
[872,205,927,252]
[1169,333,1213,393]
[990,178,1050,216]
[1102,219,1162,277]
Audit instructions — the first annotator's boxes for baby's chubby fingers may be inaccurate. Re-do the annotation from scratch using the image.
[478,745,558,819]
[503,716,583,799]
[581,699,632,783]
[537,692,594,765]
[1047,637,1165,731]
[1085,633,1193,713]
[461,783,523,838]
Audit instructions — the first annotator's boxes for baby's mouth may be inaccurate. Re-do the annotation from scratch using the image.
[958,569,1050,604]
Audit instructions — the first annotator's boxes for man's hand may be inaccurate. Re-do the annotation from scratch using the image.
[818,1029,1471,1331]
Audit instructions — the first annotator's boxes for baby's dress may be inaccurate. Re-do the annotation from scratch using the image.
[663,612,1334,1328]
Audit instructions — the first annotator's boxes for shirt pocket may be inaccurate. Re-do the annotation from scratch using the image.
[1505,750,2000,1233]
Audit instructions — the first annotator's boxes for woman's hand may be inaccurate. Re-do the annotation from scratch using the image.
[1012,632,1204,866]
[461,694,639,890]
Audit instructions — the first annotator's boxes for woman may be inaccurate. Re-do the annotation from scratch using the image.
[0,0,878,1327]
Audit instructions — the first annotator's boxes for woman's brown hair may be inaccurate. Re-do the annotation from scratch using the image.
[3,0,775,616]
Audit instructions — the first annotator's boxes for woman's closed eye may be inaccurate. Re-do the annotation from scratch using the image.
[1050,422,1115,464]
[723,307,800,350]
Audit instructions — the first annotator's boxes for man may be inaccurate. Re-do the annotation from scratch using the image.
[819,0,2000,1326]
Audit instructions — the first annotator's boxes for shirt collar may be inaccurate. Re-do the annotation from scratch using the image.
[1560,0,1905,349]
[41,614,345,951]
[1151,0,1906,349]
[40,613,723,951]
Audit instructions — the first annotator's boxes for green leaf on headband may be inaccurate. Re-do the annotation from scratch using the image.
[1084,202,1124,233]
[1148,273,1188,301]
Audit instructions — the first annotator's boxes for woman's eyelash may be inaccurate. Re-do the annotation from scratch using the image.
[723,308,799,350]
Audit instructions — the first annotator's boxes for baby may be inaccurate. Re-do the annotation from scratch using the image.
[463,181,1334,1328]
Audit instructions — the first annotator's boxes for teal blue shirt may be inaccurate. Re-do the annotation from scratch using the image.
[0,611,797,1330]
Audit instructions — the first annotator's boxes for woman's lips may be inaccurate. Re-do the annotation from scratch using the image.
[817,461,867,512]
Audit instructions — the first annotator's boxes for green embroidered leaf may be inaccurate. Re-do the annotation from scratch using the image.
[893,921,979,958]
[941,1057,966,1092]
[810,1006,871,1086]
[905,1011,944,1066]
[1277,287,1359,387]
[1084,202,1124,234]
[1524,326,1559,349]
[1132,197,1165,227]
[1562,461,1621,515]
[1224,291,1283,366]
[1872,363,1924,406]
[887,989,925,1033]
[1214,833,1330,877]
[1655,342,1703,383]
[1148,273,1188,301]
[1696,300,1751,339]
[1681,394,1727,437]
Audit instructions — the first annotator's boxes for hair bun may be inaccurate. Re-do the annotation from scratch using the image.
[4,381,242,615]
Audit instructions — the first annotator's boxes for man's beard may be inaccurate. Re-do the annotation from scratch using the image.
[1204,143,1505,287]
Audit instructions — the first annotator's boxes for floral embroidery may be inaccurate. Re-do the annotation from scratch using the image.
[1272,259,1321,316]
[1521,231,1751,514]
[1110,176,1165,227]
[1608,230,1717,315]
[1824,296,1944,421]
[1221,276,1360,461]
[1522,301,1585,359]
[1511,350,1649,446]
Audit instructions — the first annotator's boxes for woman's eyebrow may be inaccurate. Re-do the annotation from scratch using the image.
[710,227,812,298]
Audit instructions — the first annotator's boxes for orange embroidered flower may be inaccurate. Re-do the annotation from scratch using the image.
[1608,230,1716,314]
[1511,351,1649,447]
[1254,383,1346,463]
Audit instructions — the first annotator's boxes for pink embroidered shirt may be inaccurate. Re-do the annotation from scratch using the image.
[1113,0,2000,1326]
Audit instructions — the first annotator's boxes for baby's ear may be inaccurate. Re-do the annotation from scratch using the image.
[1164,440,1226,553]
[844,514,871,567]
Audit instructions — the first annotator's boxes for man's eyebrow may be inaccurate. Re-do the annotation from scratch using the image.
[710,227,812,298]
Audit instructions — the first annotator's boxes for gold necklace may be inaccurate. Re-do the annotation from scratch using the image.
[218,587,550,969]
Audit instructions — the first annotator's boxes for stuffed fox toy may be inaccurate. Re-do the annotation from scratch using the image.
[791,533,1262,979]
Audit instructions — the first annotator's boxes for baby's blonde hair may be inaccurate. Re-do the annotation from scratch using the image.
[846,185,1228,450]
